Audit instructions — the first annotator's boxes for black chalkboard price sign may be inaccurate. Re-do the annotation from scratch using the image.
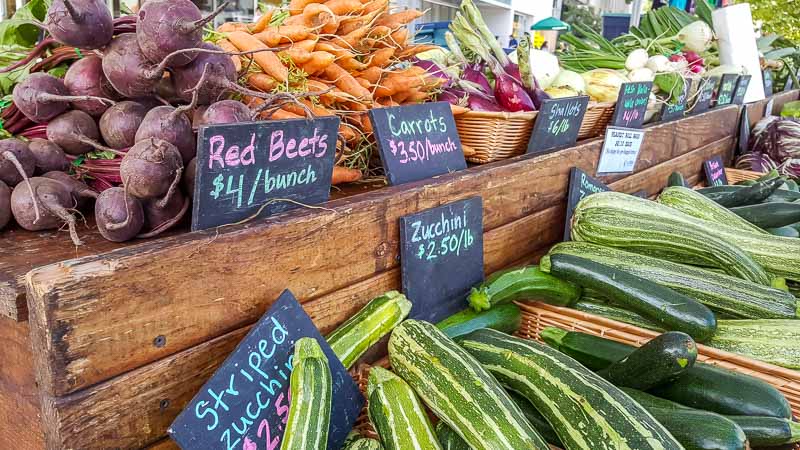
[564,168,610,240]
[370,102,466,186]
[660,80,689,122]
[191,117,339,231]
[692,76,718,114]
[168,290,364,450]
[703,155,728,187]
[763,70,774,97]
[611,81,653,129]
[785,71,796,92]
[716,74,738,106]
[400,197,484,322]
[527,96,589,154]
[733,74,752,105]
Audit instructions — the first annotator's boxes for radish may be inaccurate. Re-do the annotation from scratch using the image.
[139,190,189,238]
[0,181,10,231]
[11,177,83,245]
[99,101,148,150]
[120,138,183,200]
[183,157,196,199]
[95,187,144,242]
[42,171,98,209]
[13,73,114,123]
[44,0,113,50]
[64,55,119,117]
[136,0,229,68]
[46,110,110,155]
[29,139,70,173]
[199,100,251,125]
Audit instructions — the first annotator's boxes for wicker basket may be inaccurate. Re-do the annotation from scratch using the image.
[578,102,615,140]
[455,110,537,164]
[725,168,763,184]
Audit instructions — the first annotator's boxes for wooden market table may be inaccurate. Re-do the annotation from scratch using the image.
[1,91,797,450]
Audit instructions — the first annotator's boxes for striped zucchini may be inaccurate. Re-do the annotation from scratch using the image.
[507,391,563,447]
[343,438,384,450]
[434,422,470,450]
[467,266,581,311]
[657,186,767,234]
[436,303,522,338]
[280,338,331,450]
[342,431,362,447]
[388,320,549,450]
[573,299,665,330]
[543,242,798,319]
[457,328,683,450]
[326,291,412,369]
[367,367,441,450]
[707,320,800,369]
[572,192,771,286]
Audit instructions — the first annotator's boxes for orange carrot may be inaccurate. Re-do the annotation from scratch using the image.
[217,22,249,33]
[227,31,288,83]
[306,79,336,104]
[344,100,369,111]
[375,10,424,28]
[216,39,243,72]
[397,44,439,59]
[334,26,369,49]
[249,10,275,33]
[339,124,358,143]
[355,77,371,90]
[324,0,364,15]
[366,25,392,40]
[373,73,424,97]
[363,0,389,15]
[404,89,431,104]
[323,63,372,100]
[377,97,400,107]
[358,113,373,133]
[303,3,339,34]
[278,47,313,65]
[291,39,319,53]
[300,51,337,75]
[246,73,278,92]
[357,66,382,84]
[282,14,308,26]
[336,18,365,35]
[282,100,334,117]
[289,0,322,15]
[255,26,310,47]
[389,28,409,47]
[314,41,354,59]
[367,47,395,67]
[391,88,415,103]
[337,56,367,71]
[331,166,362,185]
[450,104,470,115]
[269,108,305,120]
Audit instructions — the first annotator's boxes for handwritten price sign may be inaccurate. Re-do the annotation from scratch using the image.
[527,96,589,154]
[415,227,476,261]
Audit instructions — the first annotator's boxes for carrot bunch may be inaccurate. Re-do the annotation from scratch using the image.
[209,0,446,183]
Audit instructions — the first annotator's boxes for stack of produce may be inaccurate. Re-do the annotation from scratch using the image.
[736,104,800,179]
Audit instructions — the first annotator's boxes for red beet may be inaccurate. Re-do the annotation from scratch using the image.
[120,138,183,200]
[199,100,251,125]
[45,0,113,49]
[29,139,70,173]
[183,157,196,199]
[42,171,98,209]
[64,55,119,117]
[11,177,83,245]
[99,101,148,149]
[0,181,10,230]
[95,186,144,242]
[135,106,196,164]
[101,33,169,98]
[46,110,105,155]
[13,73,113,123]
[139,189,189,238]
[0,139,36,186]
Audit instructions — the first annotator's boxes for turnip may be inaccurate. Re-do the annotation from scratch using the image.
[136,0,229,68]
[29,139,70,173]
[183,157,196,199]
[42,171,98,209]
[44,0,113,49]
[120,138,183,200]
[99,101,148,150]
[95,186,144,242]
[0,181,10,231]
[46,110,110,155]
[138,190,189,238]
[13,73,115,123]
[199,100,251,125]
[64,55,119,117]
[11,177,83,245]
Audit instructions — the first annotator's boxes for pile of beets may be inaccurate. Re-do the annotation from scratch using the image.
[0,0,281,244]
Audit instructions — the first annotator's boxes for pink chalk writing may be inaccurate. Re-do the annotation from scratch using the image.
[269,128,328,162]
[209,134,257,169]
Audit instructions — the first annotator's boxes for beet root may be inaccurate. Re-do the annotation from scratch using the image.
[139,189,189,238]
[42,171,98,209]
[135,106,196,164]
[13,73,114,123]
[199,100,251,126]
[0,139,36,186]
[99,101,148,149]
[45,0,114,49]
[29,139,70,173]
[120,138,183,200]
[0,181,10,231]
[102,33,167,98]
[95,186,144,242]
[46,110,105,155]
[64,55,119,117]
[183,157,196,199]
[172,43,240,105]
[11,177,83,245]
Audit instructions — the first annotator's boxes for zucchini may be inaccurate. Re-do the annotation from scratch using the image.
[343,438,384,450]
[506,391,563,447]
[281,338,331,450]
[547,254,718,342]
[572,192,772,286]
[657,186,767,234]
[326,291,411,369]
[668,171,689,187]
[467,266,581,311]
[573,299,665,331]
[766,188,800,203]
[436,303,521,338]
[434,422,470,450]
[597,331,697,390]
[543,242,798,319]
[366,367,441,450]
[707,320,800,369]
[342,431,362,447]
[698,178,784,207]
[540,327,792,418]
[388,320,549,450]
[730,202,800,228]
[768,226,800,237]
[734,179,757,186]
[457,328,683,450]
[725,415,800,447]
[621,388,747,450]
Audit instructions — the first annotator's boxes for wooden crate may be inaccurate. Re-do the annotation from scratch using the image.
[0,97,777,449]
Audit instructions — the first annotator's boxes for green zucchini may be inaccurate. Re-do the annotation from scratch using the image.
[734,179,757,186]
[434,422,470,450]
[573,299,665,331]
[621,388,747,450]
[698,178,783,207]
[367,367,441,450]
[457,328,683,450]
[757,169,781,182]
[668,171,689,187]
[768,226,800,237]
[597,331,697,390]
[707,320,800,369]
[766,188,800,203]
[572,192,772,286]
[540,327,792,418]
[547,254,717,342]
[436,303,521,338]
[343,438,384,450]
[388,320,548,450]
[730,202,800,228]
[542,242,798,319]
[725,415,800,447]
[281,338,331,450]
[658,186,767,234]
[506,391,563,447]
[326,291,411,369]
[467,265,581,311]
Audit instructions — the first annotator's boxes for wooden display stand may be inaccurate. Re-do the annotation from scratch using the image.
[1,91,797,450]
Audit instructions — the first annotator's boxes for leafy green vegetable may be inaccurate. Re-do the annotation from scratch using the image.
[0,0,51,48]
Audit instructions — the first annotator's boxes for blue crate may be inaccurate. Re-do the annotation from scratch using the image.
[602,13,631,40]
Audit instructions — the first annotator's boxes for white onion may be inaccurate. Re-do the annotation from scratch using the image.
[677,21,714,53]
[625,49,649,71]
[629,67,655,82]
[646,55,671,73]
[551,70,586,94]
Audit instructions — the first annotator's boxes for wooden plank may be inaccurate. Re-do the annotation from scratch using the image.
[24,106,741,397]
[32,136,734,450]
[145,439,179,450]
[746,89,799,127]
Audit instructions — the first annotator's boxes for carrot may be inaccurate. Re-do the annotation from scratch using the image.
[450,104,470,115]
[337,56,367,71]
[404,89,431,104]
[336,18,365,35]
[323,62,372,100]
[366,25,392,40]
[363,0,389,15]
[343,100,369,111]
[227,31,289,83]
[377,97,400,107]
[303,3,339,34]
[306,79,336,104]
[355,77,371,90]
[331,166,362,185]
[314,41,354,59]
[282,100,334,117]
[388,28,409,47]
[217,22,249,33]
[339,124,358,143]
[289,0,322,15]
[291,39,319,53]
[282,14,308,26]
[255,26,310,47]
[278,47,313,65]
[397,44,439,59]
[216,39,243,73]
[357,66,382,84]
[324,0,364,15]
[367,47,394,67]
[391,88,415,103]
[247,72,278,92]
[375,10,424,28]
[373,73,424,98]
[334,26,369,49]
[358,113,373,133]
[249,10,275,33]
[300,51,337,75]
[269,108,305,120]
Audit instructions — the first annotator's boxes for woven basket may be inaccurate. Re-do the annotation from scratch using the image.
[725,168,763,184]
[578,102,615,140]
[455,110,537,164]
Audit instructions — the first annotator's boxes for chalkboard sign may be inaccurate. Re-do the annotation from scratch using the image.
[370,102,466,186]
[660,80,689,122]
[785,71,796,92]
[703,155,728,186]
[692,76,718,114]
[611,81,653,129]
[191,118,339,231]
[527,96,589,154]
[596,126,646,174]
[168,290,364,450]
[763,70,774,97]
[716,74,738,106]
[733,75,752,105]
[564,168,610,240]
[399,197,483,322]
[737,103,751,158]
